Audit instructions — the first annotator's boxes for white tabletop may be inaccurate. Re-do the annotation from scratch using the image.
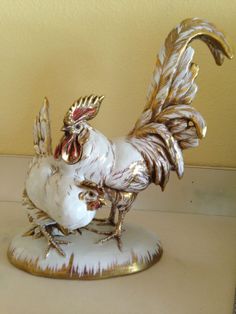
[0,201,235,314]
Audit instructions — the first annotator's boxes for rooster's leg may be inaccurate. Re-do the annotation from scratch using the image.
[97,209,127,251]
[93,204,116,226]
[96,191,136,250]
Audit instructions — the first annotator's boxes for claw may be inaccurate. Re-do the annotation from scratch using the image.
[44,245,51,258]
[84,226,111,236]
[93,218,107,222]
[22,226,37,237]
[93,217,116,226]
[77,228,82,235]
[97,231,123,251]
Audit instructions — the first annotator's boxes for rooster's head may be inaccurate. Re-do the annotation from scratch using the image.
[54,95,104,164]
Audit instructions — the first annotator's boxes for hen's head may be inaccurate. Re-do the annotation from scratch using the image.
[78,180,107,211]
[54,95,104,164]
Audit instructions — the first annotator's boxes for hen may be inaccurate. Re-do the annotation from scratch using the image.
[25,18,233,253]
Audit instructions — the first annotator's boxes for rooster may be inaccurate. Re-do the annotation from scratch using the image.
[25,18,232,254]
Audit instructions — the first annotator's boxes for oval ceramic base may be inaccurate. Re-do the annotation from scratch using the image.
[8,222,163,280]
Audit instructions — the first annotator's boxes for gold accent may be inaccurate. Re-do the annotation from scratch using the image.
[7,246,163,280]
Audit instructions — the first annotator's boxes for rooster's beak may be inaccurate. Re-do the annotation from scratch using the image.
[98,197,107,206]
[61,126,69,132]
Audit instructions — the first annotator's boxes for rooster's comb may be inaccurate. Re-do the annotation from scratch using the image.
[64,95,104,125]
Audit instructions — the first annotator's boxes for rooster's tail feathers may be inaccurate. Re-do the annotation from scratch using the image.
[129,18,233,188]
[146,18,233,115]
[33,98,52,156]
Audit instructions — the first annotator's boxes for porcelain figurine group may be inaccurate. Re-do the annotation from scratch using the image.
[8,18,233,279]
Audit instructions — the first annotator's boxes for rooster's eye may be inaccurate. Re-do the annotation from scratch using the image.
[88,191,95,197]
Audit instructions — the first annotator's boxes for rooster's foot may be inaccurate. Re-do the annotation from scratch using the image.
[97,230,123,251]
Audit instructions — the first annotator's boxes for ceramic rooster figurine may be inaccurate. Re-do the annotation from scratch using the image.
[21,18,232,258]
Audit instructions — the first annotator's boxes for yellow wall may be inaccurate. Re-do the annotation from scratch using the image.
[0,0,235,167]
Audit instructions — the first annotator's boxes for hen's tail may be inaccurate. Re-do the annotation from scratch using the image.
[129,18,233,189]
[33,98,52,156]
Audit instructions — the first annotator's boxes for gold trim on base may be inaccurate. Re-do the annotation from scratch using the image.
[7,246,163,280]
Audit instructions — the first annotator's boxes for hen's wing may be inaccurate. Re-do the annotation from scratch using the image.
[33,97,52,156]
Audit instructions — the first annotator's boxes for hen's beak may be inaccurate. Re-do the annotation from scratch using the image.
[87,197,107,211]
